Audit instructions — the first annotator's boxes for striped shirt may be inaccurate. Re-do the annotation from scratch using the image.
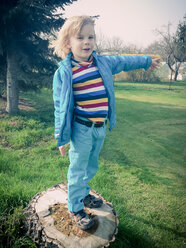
[72,56,108,123]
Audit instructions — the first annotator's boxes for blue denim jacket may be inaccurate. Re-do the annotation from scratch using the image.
[53,51,152,147]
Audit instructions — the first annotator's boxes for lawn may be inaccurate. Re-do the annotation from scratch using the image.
[0,81,186,248]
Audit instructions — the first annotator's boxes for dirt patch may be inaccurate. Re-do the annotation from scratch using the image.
[0,97,35,116]
[8,119,19,128]
[50,203,98,238]
[19,98,35,111]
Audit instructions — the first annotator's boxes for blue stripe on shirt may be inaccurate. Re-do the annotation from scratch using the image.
[73,70,100,83]
[74,90,107,100]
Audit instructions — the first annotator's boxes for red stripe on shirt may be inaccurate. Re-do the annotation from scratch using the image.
[81,102,108,108]
[72,67,86,75]
[73,82,103,91]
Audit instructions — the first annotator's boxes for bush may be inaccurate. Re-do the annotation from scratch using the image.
[114,69,161,83]
[126,69,160,82]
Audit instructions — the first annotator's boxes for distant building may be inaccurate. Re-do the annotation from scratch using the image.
[170,62,186,81]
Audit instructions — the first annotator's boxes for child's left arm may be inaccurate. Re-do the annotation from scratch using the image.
[104,54,154,74]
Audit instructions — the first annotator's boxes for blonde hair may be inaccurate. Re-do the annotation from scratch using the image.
[50,16,95,59]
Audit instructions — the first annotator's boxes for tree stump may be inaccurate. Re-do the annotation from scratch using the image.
[23,183,119,248]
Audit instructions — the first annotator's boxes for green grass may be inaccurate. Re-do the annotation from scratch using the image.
[0,82,186,248]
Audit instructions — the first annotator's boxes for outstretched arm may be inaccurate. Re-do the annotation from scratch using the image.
[104,54,152,75]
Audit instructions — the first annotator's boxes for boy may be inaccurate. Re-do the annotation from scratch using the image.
[51,15,159,230]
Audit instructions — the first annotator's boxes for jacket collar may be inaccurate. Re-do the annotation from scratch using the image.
[58,50,98,67]
[92,50,98,60]
[58,52,72,68]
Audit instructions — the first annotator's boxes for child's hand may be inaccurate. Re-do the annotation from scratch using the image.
[150,58,160,70]
[59,145,66,157]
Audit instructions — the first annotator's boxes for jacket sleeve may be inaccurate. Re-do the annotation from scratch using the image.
[104,55,152,75]
[53,69,62,141]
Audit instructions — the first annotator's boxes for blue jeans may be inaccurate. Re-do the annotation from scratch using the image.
[67,117,107,212]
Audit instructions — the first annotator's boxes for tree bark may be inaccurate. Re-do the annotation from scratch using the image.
[23,183,119,248]
[174,62,181,81]
[6,49,19,113]
[174,70,178,81]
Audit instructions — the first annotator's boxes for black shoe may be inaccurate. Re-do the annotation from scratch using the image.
[83,194,103,208]
[69,209,95,230]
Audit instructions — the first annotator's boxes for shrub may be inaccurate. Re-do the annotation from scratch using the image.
[126,69,160,82]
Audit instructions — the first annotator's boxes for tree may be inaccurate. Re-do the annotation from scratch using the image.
[155,16,186,81]
[95,32,107,54]
[95,34,125,54]
[144,40,166,58]
[0,0,76,113]
[96,33,142,55]
[174,15,186,63]
[106,36,125,54]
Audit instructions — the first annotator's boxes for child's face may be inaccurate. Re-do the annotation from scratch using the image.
[68,24,95,62]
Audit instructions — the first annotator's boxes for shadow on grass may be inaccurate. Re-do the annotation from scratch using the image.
[111,213,186,248]
[111,223,157,248]
[129,214,186,239]
[101,139,175,187]
[0,90,54,128]
[101,97,186,187]
[99,165,185,247]
[16,89,54,126]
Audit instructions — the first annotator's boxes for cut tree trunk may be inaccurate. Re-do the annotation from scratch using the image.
[6,49,19,113]
[23,183,119,248]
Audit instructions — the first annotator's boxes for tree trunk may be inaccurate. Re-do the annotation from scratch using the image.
[6,49,19,113]
[174,70,178,81]
[23,183,119,248]
[174,62,181,81]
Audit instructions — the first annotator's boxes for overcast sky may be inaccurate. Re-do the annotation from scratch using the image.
[63,0,186,48]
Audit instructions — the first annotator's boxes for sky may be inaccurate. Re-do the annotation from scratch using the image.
[63,0,186,48]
